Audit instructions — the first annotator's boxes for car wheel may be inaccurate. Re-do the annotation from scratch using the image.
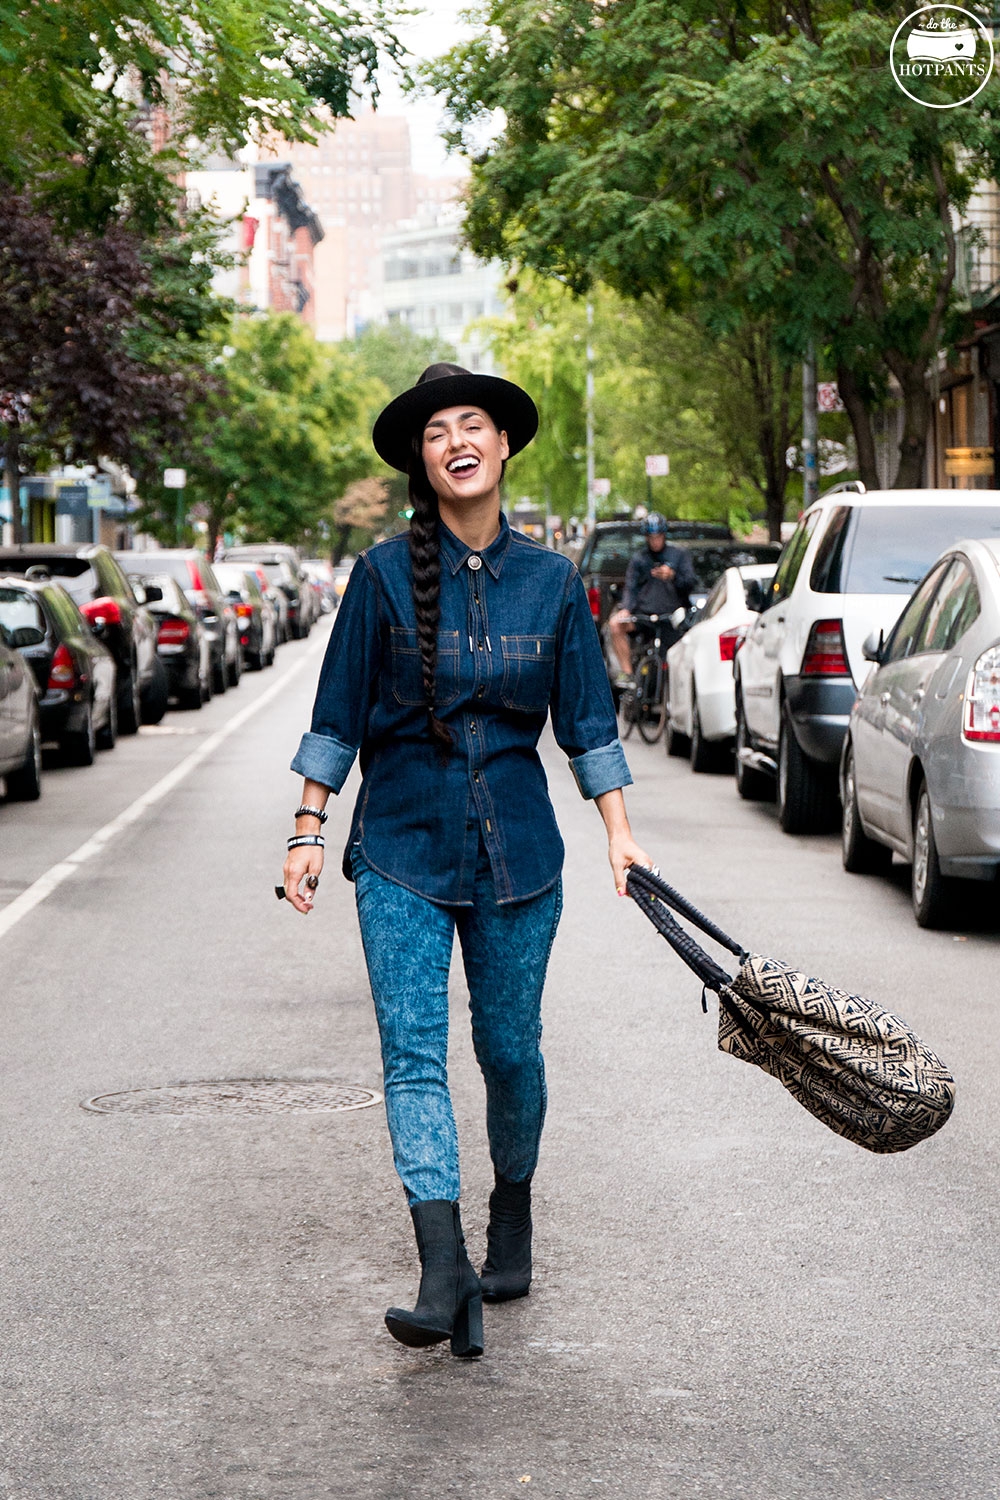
[62,700,96,766]
[690,698,716,774]
[180,678,203,711]
[117,661,141,735]
[96,691,118,751]
[227,645,242,688]
[841,742,891,874]
[247,648,263,672]
[212,653,228,695]
[912,783,953,928]
[665,712,690,758]
[7,707,42,801]
[777,703,839,834]
[140,656,169,726]
[734,692,773,802]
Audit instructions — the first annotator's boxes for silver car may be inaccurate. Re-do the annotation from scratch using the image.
[840,537,1000,927]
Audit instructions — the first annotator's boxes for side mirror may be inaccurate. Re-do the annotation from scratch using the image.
[142,582,163,604]
[227,588,243,602]
[81,596,122,633]
[862,629,885,664]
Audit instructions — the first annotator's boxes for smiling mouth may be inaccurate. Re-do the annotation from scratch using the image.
[446,455,480,475]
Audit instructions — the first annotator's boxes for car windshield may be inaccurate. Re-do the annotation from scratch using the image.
[814,504,1000,595]
[683,545,782,594]
[0,557,97,605]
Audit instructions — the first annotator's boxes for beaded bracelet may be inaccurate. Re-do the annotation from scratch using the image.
[294,804,328,824]
[287,834,325,850]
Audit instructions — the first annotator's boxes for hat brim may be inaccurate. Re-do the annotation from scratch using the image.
[372,373,539,473]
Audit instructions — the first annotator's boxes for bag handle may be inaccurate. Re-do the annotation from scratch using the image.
[625,864,744,996]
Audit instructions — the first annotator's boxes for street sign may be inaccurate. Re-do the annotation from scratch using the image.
[591,477,611,496]
[645,454,669,477]
[163,468,187,489]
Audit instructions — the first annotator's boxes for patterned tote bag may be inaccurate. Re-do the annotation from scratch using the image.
[625,865,955,1153]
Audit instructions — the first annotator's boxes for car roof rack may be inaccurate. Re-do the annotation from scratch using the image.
[821,479,867,497]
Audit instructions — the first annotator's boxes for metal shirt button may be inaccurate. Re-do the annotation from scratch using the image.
[467,555,483,571]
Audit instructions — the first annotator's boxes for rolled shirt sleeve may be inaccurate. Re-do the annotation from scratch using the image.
[289,555,381,792]
[550,569,633,800]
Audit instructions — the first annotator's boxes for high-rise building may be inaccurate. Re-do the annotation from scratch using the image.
[274,111,464,340]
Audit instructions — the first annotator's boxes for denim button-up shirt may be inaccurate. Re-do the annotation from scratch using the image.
[291,513,632,905]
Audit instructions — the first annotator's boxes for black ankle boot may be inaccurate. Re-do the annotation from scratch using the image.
[479,1173,532,1302]
[385,1200,484,1358]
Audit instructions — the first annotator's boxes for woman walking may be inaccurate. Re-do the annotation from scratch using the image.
[283,363,649,1358]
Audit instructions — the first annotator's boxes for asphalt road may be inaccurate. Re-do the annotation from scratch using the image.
[1,618,998,1500]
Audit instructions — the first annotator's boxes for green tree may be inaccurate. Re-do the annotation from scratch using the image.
[428,0,1000,492]
[136,314,386,554]
[349,322,458,400]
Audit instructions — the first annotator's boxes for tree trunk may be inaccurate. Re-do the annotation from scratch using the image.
[835,363,880,490]
[892,371,930,489]
[330,522,352,566]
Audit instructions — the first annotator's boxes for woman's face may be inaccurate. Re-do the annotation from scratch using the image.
[421,405,509,506]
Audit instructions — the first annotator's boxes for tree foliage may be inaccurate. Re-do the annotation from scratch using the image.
[136,314,387,555]
[428,0,1000,491]
[349,322,459,400]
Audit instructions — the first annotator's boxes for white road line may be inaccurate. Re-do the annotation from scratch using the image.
[0,638,325,944]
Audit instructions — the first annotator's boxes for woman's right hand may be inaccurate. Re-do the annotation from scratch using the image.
[282,844,325,914]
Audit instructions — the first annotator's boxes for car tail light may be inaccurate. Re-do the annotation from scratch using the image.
[185,558,211,610]
[718,626,743,662]
[47,642,76,689]
[157,618,190,647]
[587,585,601,619]
[81,596,122,628]
[964,645,1000,741]
[802,618,849,676]
[235,602,252,620]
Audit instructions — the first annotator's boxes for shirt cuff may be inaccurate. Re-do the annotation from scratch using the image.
[569,738,633,800]
[290,731,357,793]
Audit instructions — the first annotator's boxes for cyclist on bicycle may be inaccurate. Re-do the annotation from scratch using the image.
[609,514,696,688]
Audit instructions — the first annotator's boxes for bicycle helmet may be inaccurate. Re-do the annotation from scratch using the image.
[643,514,668,536]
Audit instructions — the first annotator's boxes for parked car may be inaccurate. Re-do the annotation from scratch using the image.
[301,558,337,614]
[116,549,241,695]
[0,619,41,800]
[665,563,778,771]
[211,562,277,671]
[577,518,735,633]
[598,539,782,702]
[0,575,116,762]
[841,537,1000,928]
[222,545,316,639]
[250,564,289,643]
[734,489,1000,835]
[132,573,211,710]
[0,544,161,733]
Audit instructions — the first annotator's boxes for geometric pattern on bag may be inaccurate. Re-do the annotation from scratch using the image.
[625,864,956,1155]
[720,954,955,1154]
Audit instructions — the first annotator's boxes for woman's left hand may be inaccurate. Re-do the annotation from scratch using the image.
[608,831,653,897]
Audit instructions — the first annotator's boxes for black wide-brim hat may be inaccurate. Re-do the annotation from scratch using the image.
[372,362,539,473]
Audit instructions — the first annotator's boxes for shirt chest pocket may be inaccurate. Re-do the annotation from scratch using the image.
[389,627,460,708]
[500,634,556,713]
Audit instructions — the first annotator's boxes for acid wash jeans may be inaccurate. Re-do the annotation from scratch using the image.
[352,843,563,1206]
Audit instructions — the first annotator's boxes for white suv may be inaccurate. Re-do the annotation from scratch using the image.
[734,487,1000,833]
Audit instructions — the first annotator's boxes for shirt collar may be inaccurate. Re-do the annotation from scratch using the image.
[438,511,512,580]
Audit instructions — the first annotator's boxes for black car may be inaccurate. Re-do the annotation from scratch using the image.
[131,573,211,710]
[223,545,315,639]
[0,624,41,801]
[116,549,241,695]
[0,575,116,763]
[211,562,277,671]
[577,519,736,631]
[0,544,162,733]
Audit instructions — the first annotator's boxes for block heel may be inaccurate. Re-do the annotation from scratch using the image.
[451,1293,484,1358]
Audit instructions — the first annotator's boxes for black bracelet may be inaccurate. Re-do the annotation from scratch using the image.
[294,804,328,824]
[287,834,325,850]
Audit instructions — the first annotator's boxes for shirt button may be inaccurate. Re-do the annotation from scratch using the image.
[470,721,477,733]
[477,686,485,698]
[468,555,482,571]
[473,771,480,782]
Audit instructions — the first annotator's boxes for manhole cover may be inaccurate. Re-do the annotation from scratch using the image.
[82,1079,383,1116]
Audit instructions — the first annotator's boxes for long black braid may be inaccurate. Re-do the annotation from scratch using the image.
[407,436,454,751]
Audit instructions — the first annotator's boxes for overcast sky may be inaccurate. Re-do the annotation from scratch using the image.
[373,2,476,178]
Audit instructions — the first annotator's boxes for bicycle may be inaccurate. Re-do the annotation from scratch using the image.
[618,613,673,744]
